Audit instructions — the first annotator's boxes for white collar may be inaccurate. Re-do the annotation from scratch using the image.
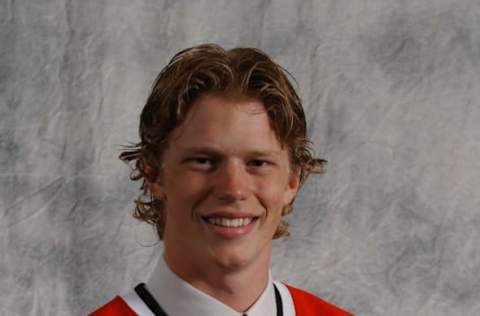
[145,256,277,316]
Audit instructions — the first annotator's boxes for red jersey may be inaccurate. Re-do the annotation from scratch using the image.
[89,283,353,316]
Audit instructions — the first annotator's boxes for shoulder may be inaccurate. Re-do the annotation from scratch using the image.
[88,296,137,316]
[88,289,155,316]
[284,283,354,316]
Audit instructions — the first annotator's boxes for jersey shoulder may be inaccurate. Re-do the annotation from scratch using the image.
[88,296,137,316]
[285,284,353,316]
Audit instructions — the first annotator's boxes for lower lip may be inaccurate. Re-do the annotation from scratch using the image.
[203,218,258,239]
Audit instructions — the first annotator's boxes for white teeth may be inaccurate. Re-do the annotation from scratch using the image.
[207,217,253,227]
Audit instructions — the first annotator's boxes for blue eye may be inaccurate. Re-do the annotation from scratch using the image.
[249,160,268,167]
[186,157,217,171]
[190,157,215,166]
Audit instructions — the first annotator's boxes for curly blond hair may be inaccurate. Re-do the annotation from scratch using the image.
[119,44,326,240]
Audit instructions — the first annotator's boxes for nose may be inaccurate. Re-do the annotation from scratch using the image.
[212,160,250,202]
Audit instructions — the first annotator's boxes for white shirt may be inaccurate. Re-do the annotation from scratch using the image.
[122,256,296,316]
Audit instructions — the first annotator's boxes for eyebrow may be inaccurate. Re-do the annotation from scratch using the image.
[178,146,283,158]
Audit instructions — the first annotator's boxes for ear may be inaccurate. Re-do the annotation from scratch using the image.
[143,163,166,200]
[146,179,166,201]
[283,165,301,205]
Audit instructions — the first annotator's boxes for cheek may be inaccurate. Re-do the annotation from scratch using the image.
[255,178,289,212]
[164,173,212,212]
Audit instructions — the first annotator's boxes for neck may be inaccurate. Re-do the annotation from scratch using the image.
[163,250,271,312]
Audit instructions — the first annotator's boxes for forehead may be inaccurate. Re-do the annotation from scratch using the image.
[169,94,284,154]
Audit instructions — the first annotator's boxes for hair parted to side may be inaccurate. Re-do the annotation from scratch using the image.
[119,43,326,241]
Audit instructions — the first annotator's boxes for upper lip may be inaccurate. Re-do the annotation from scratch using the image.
[201,211,259,219]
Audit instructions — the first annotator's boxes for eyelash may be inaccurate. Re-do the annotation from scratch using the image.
[187,158,271,169]
[248,159,270,167]
[191,157,214,164]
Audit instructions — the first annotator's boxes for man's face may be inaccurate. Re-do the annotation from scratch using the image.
[149,94,300,272]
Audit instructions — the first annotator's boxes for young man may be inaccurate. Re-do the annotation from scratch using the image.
[90,44,352,316]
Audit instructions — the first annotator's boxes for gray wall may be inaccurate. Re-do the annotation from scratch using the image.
[1,1,480,315]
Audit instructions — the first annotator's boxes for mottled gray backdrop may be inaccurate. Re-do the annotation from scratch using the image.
[1,0,480,315]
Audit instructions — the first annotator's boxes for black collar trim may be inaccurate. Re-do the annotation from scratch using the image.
[133,282,283,316]
[134,283,168,316]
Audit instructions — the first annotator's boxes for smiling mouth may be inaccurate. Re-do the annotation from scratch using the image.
[205,217,256,227]
[201,215,260,227]
[200,215,259,238]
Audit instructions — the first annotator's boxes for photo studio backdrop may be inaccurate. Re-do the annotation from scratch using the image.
[1,1,479,315]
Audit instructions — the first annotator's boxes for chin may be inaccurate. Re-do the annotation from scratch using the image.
[213,252,252,271]
[208,243,269,272]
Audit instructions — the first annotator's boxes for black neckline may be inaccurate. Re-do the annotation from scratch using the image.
[274,284,284,316]
[133,282,283,316]
[134,283,168,316]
